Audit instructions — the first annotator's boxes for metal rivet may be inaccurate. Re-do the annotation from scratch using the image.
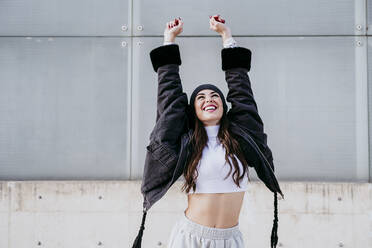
[137,41,144,46]
[98,195,103,200]
[339,241,344,247]
[121,41,127,47]
[121,25,128,31]
[137,25,143,31]
[356,41,362,47]
[356,24,362,31]
[157,241,162,246]
[37,241,42,245]
[38,195,42,199]
[337,196,342,201]
[98,241,102,246]
[26,37,32,40]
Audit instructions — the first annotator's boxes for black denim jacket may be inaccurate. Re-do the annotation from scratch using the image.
[132,44,284,248]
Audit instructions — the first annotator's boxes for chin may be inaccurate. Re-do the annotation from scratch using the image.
[201,117,222,124]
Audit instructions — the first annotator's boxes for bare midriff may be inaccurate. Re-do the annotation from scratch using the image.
[184,191,245,228]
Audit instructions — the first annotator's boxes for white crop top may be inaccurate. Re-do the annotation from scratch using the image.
[185,124,248,194]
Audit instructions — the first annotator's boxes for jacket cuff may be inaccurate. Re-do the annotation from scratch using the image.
[221,47,251,71]
[149,44,182,72]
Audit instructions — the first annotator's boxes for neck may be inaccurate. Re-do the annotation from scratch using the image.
[204,124,220,138]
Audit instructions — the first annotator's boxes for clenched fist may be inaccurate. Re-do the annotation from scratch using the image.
[209,14,232,43]
[164,17,183,43]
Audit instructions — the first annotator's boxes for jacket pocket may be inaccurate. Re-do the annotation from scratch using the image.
[146,141,178,170]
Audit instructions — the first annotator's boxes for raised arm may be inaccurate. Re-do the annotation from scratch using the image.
[210,15,264,132]
[148,18,188,151]
[222,48,273,159]
[210,15,272,160]
[140,19,187,210]
[223,48,264,133]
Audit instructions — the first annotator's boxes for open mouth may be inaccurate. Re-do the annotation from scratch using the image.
[203,105,217,112]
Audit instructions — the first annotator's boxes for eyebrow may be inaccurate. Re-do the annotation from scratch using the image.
[196,91,217,97]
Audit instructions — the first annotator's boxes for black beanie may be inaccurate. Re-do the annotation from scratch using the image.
[187,83,228,129]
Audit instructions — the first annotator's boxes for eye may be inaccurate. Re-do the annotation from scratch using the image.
[197,96,204,99]
[212,94,219,97]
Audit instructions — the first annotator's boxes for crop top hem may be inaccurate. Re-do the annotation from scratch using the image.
[187,178,248,195]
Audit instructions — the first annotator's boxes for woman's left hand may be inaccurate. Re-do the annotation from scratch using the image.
[209,14,232,44]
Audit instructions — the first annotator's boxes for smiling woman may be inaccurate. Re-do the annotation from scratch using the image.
[133,14,283,248]
[193,89,224,126]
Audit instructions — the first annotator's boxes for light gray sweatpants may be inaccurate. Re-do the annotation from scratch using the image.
[167,210,245,248]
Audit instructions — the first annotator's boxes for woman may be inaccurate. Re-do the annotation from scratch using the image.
[164,15,249,248]
[132,14,283,248]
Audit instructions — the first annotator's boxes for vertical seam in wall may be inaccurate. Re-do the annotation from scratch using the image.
[365,0,368,32]
[129,0,133,179]
[368,44,371,183]
[368,36,371,183]
[367,0,371,183]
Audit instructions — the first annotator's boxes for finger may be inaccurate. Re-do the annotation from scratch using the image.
[209,19,214,27]
[175,17,181,26]
[212,14,222,22]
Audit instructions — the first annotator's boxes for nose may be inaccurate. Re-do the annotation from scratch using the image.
[206,96,213,102]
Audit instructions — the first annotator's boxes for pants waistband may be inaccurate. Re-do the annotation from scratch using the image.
[179,210,241,240]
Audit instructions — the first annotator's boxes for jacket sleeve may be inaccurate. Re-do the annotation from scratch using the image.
[222,47,274,166]
[148,44,188,152]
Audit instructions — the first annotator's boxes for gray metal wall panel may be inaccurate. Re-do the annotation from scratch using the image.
[0,0,131,36]
[132,37,367,182]
[0,1,369,181]
[0,37,131,179]
[133,0,362,36]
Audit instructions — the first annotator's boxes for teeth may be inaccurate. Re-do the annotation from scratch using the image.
[204,106,216,111]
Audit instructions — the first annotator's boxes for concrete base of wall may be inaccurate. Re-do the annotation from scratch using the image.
[0,181,371,248]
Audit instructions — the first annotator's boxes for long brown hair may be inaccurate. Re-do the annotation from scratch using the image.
[181,112,252,194]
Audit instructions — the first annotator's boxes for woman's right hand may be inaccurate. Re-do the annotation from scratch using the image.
[164,17,183,43]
